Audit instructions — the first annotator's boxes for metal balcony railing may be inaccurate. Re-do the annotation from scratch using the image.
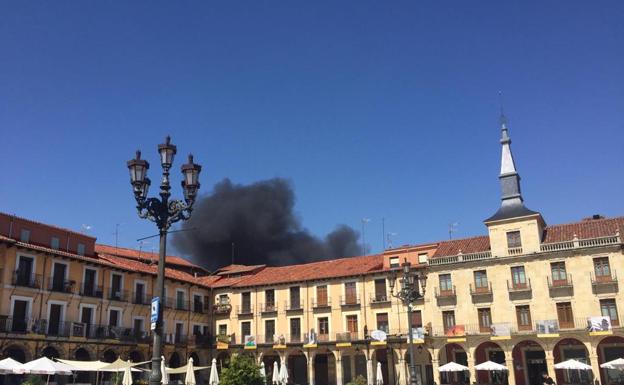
[370,294,390,304]
[548,274,573,288]
[213,303,232,315]
[47,278,75,293]
[469,282,492,296]
[507,278,532,292]
[132,293,150,305]
[108,289,128,302]
[591,271,618,285]
[193,300,204,313]
[0,317,29,333]
[260,303,278,313]
[335,331,361,342]
[12,271,41,289]
[285,301,303,311]
[80,283,103,298]
[339,295,360,306]
[237,305,253,315]
[175,299,189,311]
[434,286,456,298]
[311,298,332,308]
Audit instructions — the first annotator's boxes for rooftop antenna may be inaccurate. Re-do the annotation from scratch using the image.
[382,217,386,250]
[386,232,398,249]
[81,224,92,234]
[448,222,459,240]
[114,223,120,248]
[361,218,371,255]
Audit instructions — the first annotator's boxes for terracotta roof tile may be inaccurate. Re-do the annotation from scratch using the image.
[215,264,266,275]
[0,212,96,240]
[95,244,201,269]
[543,216,624,243]
[432,236,491,258]
[233,254,384,287]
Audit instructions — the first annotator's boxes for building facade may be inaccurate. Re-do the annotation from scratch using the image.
[0,118,622,385]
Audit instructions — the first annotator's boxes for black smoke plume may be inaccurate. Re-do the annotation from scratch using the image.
[172,178,363,270]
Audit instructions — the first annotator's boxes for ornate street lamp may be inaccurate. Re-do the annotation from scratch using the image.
[388,259,427,385]
[127,136,201,385]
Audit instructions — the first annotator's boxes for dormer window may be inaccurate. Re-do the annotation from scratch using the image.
[506,231,522,248]
[20,229,30,243]
[51,237,60,250]
[389,257,400,268]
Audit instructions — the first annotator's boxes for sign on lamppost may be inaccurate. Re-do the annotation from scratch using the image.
[151,297,160,331]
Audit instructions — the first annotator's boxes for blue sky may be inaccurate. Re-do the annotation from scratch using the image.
[1,1,622,257]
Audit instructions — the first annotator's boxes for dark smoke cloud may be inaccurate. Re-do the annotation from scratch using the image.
[172,178,363,270]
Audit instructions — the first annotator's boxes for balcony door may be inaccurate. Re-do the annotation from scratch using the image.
[48,303,63,335]
[111,274,122,299]
[52,263,67,291]
[17,256,34,285]
[84,268,97,295]
[11,299,29,332]
[135,282,145,304]
[345,282,357,304]
[81,306,93,337]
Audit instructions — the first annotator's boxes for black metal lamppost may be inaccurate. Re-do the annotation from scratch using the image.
[388,260,427,385]
[127,136,201,385]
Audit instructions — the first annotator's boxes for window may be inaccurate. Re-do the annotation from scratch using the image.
[50,237,60,250]
[175,322,184,343]
[193,325,202,336]
[376,313,389,333]
[240,321,251,344]
[318,317,329,341]
[516,305,532,331]
[418,253,428,264]
[439,274,453,293]
[478,308,492,333]
[556,302,574,329]
[389,257,400,268]
[265,289,275,310]
[110,273,123,300]
[551,262,568,285]
[473,270,488,291]
[219,294,229,305]
[601,299,619,326]
[134,282,146,304]
[316,285,328,306]
[506,230,521,248]
[176,290,185,310]
[290,286,301,309]
[265,320,275,343]
[77,243,86,256]
[20,229,30,243]
[109,309,120,327]
[346,315,358,339]
[241,292,251,312]
[218,324,227,336]
[133,318,144,333]
[411,310,423,329]
[594,257,612,281]
[511,266,527,288]
[442,311,455,333]
[193,294,203,313]
[374,279,387,301]
[290,318,301,342]
[344,282,357,304]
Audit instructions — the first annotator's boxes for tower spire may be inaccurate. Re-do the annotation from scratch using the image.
[484,110,540,223]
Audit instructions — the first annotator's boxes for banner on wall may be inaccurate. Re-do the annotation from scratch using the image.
[274,334,286,346]
[244,335,257,347]
[445,325,465,337]
[587,316,611,331]
[535,320,559,334]
[490,323,511,337]
[410,327,425,340]
[304,329,317,345]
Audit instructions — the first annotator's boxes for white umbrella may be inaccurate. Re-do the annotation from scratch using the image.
[0,358,22,373]
[259,362,266,384]
[161,356,170,385]
[279,361,288,385]
[601,358,624,370]
[272,361,279,385]
[13,357,75,385]
[554,359,592,371]
[209,358,220,385]
[185,357,196,385]
[438,362,469,372]
[375,362,384,385]
[122,366,132,385]
[475,361,508,371]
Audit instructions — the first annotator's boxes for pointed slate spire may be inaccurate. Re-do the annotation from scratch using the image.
[485,113,540,223]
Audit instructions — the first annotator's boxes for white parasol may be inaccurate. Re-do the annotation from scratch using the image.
[13,357,75,385]
[438,362,469,372]
[279,361,288,385]
[475,361,508,371]
[554,359,592,371]
[259,362,266,384]
[375,362,384,385]
[122,366,132,385]
[161,356,170,385]
[0,358,22,374]
[272,361,279,385]
[185,357,196,385]
[209,358,220,385]
[601,358,624,370]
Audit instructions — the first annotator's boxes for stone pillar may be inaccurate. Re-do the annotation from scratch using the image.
[397,357,408,385]
[308,354,315,385]
[431,358,441,385]
[589,353,601,385]
[336,355,344,385]
[367,358,375,385]
[505,357,516,385]
[545,350,555,378]
[467,349,476,384]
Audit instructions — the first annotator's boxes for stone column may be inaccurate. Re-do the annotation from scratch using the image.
[367,358,374,385]
[431,358,441,385]
[545,350,555,378]
[505,357,516,385]
[467,348,476,384]
[336,354,344,385]
[397,357,407,385]
[308,355,315,385]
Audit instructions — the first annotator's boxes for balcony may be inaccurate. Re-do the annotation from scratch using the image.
[335,331,361,343]
[12,271,41,289]
[312,298,332,310]
[287,333,303,344]
[48,278,75,293]
[213,302,232,315]
[175,300,189,311]
[132,293,150,305]
[237,305,253,316]
[260,303,278,314]
[434,286,457,306]
[285,301,303,312]
[370,294,391,305]
[506,279,532,301]
[340,295,360,307]
[174,334,188,345]
[547,274,574,297]
[193,334,212,347]
[0,317,29,333]
[32,319,71,337]
[108,289,129,302]
[80,283,103,298]
[192,300,205,313]
[507,246,523,256]
[591,271,618,294]
[469,283,493,303]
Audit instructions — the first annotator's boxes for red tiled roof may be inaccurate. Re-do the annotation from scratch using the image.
[95,244,201,269]
[232,254,384,287]
[543,217,624,243]
[215,264,266,275]
[0,212,97,240]
[432,236,490,258]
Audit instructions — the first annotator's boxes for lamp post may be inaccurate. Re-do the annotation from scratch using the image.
[388,259,427,385]
[127,136,201,385]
